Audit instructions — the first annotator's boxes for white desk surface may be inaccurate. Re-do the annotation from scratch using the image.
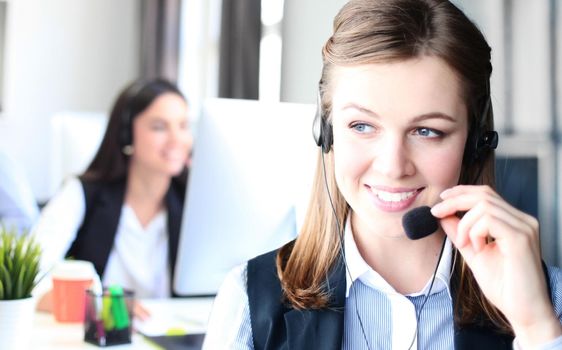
[31,297,215,349]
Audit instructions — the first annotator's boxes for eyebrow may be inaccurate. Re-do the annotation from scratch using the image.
[341,103,458,123]
[148,115,188,122]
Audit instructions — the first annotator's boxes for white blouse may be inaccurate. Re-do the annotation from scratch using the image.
[33,177,170,298]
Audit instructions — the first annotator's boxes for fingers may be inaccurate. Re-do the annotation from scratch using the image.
[133,301,151,321]
[36,290,54,312]
[431,185,540,258]
[433,185,530,224]
[439,215,477,265]
[433,186,554,337]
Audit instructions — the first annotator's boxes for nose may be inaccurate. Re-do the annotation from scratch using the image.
[169,125,192,147]
[372,134,415,179]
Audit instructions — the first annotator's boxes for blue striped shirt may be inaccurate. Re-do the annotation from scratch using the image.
[202,225,562,349]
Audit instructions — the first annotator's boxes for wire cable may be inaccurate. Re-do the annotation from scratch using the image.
[320,152,372,350]
[321,152,448,350]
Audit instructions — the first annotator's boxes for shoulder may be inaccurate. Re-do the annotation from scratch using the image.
[78,177,123,193]
[57,177,86,200]
[203,263,254,350]
[38,177,85,217]
[32,176,87,241]
[247,239,297,282]
[77,177,103,197]
[246,244,293,320]
[221,263,248,295]
[248,246,278,268]
[247,243,289,287]
[77,178,126,204]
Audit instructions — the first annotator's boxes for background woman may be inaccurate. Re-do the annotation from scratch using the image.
[34,78,192,312]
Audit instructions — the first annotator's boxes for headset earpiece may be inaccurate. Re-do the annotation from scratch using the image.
[476,130,498,158]
[119,81,146,152]
[464,129,498,165]
[312,89,333,153]
[463,90,498,167]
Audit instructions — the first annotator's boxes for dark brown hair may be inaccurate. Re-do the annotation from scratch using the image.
[277,0,509,334]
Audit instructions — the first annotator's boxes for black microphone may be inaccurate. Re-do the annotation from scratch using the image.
[402,206,439,240]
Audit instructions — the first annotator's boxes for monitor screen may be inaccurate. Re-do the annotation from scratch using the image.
[495,156,538,219]
[494,135,556,264]
[174,98,317,296]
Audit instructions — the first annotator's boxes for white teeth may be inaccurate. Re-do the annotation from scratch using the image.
[374,189,416,203]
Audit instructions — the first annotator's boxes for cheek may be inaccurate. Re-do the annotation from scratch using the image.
[418,145,465,186]
[333,142,371,185]
[182,132,194,150]
[133,130,161,153]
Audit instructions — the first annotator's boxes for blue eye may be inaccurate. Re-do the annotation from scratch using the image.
[416,127,443,138]
[351,123,374,133]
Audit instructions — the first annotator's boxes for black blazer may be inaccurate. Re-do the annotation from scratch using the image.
[65,178,185,293]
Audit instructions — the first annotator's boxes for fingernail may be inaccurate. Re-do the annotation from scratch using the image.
[430,204,441,216]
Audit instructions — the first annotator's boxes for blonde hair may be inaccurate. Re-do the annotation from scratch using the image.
[277,0,511,334]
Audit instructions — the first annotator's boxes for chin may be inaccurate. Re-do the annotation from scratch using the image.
[169,164,187,176]
[150,164,184,178]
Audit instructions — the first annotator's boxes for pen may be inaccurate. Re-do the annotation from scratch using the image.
[90,273,103,319]
[109,284,130,330]
[96,319,106,346]
[102,293,114,330]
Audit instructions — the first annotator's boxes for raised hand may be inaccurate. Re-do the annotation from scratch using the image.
[431,185,562,348]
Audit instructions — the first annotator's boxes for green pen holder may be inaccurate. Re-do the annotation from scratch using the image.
[84,287,135,347]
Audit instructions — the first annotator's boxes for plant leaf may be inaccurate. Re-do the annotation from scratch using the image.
[0,264,12,299]
[0,226,42,299]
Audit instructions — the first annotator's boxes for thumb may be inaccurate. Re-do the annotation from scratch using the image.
[440,214,476,264]
[440,215,460,245]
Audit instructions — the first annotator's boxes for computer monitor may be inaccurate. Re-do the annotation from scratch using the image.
[174,98,317,296]
[494,135,556,265]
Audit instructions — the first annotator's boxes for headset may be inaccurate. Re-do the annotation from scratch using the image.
[313,79,498,349]
[312,88,333,154]
[118,81,148,155]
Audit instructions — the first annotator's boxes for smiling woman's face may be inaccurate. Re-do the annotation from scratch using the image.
[130,93,192,177]
[330,56,468,237]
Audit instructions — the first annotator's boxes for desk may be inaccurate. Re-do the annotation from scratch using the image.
[31,297,215,349]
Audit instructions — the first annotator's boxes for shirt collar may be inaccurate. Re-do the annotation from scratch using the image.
[343,217,453,299]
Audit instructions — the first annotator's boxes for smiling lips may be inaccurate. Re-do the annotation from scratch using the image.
[368,185,424,212]
[162,149,186,161]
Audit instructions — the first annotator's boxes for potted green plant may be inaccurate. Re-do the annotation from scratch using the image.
[0,225,42,350]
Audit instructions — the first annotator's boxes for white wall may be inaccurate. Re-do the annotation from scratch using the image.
[0,0,140,201]
[280,0,346,103]
[511,0,551,133]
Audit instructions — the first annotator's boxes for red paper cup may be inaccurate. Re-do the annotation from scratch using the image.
[52,260,96,323]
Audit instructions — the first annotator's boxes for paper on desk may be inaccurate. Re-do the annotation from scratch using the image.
[134,313,205,337]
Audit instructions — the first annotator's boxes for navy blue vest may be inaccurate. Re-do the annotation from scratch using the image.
[247,244,552,349]
[65,178,185,293]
